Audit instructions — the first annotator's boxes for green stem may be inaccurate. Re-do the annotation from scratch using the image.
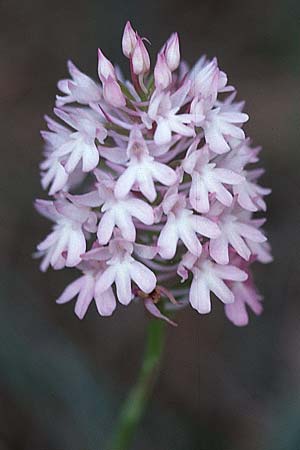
[108,319,166,450]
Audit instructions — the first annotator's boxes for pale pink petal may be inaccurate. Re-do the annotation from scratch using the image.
[158,219,178,259]
[190,175,209,213]
[56,276,84,304]
[74,276,94,319]
[227,231,251,261]
[66,230,86,267]
[97,210,115,244]
[95,265,117,294]
[215,168,244,184]
[213,264,248,282]
[134,243,158,260]
[210,235,229,264]
[70,191,102,208]
[214,183,233,207]
[138,172,156,202]
[115,209,136,241]
[129,261,156,293]
[205,125,230,154]
[154,119,172,145]
[192,216,220,239]
[126,198,154,225]
[189,276,211,314]
[115,268,132,305]
[64,142,82,174]
[95,288,116,316]
[81,142,99,172]
[237,223,266,243]
[50,232,69,267]
[179,226,202,256]
[208,276,234,304]
[152,162,177,186]
[114,167,136,199]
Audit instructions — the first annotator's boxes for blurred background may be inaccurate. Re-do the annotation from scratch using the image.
[0,0,300,449]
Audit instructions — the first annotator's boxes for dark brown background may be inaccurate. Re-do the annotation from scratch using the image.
[0,0,299,449]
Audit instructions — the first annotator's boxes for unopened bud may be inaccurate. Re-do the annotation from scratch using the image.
[122,21,137,58]
[98,48,116,82]
[165,32,180,71]
[154,52,172,89]
[132,36,150,75]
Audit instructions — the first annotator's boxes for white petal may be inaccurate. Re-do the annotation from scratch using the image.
[158,218,178,259]
[82,142,99,172]
[152,162,177,186]
[97,210,115,245]
[208,275,234,304]
[129,261,156,293]
[95,288,117,316]
[214,183,233,207]
[126,198,154,225]
[190,175,210,213]
[191,216,220,239]
[213,265,248,282]
[138,171,156,202]
[95,265,117,294]
[115,267,133,305]
[114,166,136,199]
[209,235,229,265]
[215,168,244,185]
[50,231,69,267]
[64,141,82,173]
[189,276,211,314]
[237,223,266,243]
[227,231,251,261]
[115,209,136,241]
[154,119,172,145]
[66,229,86,267]
[204,124,230,154]
[74,276,94,319]
[70,191,102,207]
[178,225,202,256]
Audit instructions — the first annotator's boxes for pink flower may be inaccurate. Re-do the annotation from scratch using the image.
[179,248,248,314]
[209,202,267,264]
[35,198,97,271]
[56,60,102,107]
[56,261,116,318]
[71,170,154,243]
[158,187,220,258]
[147,83,194,145]
[202,108,249,154]
[183,142,244,213]
[225,277,263,326]
[51,107,106,174]
[114,126,177,202]
[40,116,70,194]
[224,255,263,326]
[84,238,157,306]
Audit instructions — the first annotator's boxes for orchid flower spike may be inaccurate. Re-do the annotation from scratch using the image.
[36,22,271,327]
